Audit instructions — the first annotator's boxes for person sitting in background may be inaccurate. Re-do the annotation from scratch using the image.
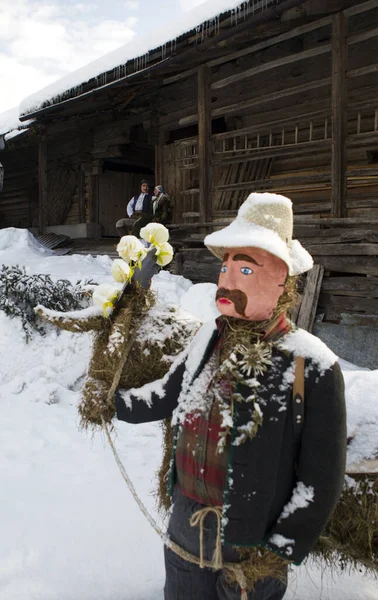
[151,185,172,225]
[116,180,153,238]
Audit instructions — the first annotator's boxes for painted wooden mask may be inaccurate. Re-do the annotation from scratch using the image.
[216,247,288,321]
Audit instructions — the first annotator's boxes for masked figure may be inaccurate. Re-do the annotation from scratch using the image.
[114,192,346,600]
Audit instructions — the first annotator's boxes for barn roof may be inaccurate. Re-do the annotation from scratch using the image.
[19,0,296,121]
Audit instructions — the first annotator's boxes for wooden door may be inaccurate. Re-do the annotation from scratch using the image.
[99,171,153,236]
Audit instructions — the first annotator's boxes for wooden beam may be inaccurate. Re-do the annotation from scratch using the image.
[344,0,378,17]
[78,168,85,222]
[304,243,378,255]
[211,44,331,91]
[208,16,332,68]
[348,26,378,45]
[180,78,332,127]
[198,65,212,223]
[331,12,347,218]
[162,3,377,91]
[347,63,378,79]
[213,109,329,140]
[213,173,332,193]
[212,141,332,165]
[87,160,102,225]
[293,217,378,226]
[165,14,335,86]
[163,67,198,86]
[38,139,47,234]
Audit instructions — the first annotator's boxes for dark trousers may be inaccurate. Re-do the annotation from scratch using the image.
[115,214,153,238]
[164,490,288,600]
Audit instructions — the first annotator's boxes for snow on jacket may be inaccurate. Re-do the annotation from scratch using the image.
[115,320,346,564]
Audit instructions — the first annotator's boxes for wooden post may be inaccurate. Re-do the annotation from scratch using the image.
[198,64,212,223]
[78,167,85,223]
[38,139,47,234]
[88,160,102,224]
[155,129,165,185]
[331,12,347,218]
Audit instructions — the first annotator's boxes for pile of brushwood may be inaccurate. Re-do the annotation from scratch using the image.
[0,264,88,339]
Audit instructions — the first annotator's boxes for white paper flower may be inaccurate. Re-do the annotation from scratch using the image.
[92,283,120,314]
[140,223,169,245]
[155,241,174,266]
[111,259,132,283]
[116,236,147,263]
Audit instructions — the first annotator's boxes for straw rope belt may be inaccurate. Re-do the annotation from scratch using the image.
[103,419,248,600]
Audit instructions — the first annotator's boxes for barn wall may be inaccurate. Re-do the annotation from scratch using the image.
[0,143,38,229]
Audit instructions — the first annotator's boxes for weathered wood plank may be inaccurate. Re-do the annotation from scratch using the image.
[208,16,333,69]
[212,141,332,164]
[305,243,378,255]
[296,265,324,332]
[38,139,47,234]
[331,12,347,218]
[294,217,378,226]
[322,277,378,297]
[318,294,378,313]
[344,0,378,17]
[180,79,332,127]
[348,26,378,46]
[211,44,331,91]
[214,173,331,192]
[347,62,378,79]
[297,231,378,244]
[313,255,378,275]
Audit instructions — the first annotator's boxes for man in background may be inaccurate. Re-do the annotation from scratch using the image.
[116,179,153,238]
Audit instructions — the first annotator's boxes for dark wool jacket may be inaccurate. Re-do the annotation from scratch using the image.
[131,193,152,214]
[115,321,346,564]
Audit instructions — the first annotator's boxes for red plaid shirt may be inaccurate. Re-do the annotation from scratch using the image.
[175,313,290,507]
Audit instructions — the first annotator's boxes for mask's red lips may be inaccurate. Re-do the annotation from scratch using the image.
[217,298,232,304]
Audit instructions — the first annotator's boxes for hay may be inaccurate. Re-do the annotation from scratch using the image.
[36,307,105,333]
[224,548,288,592]
[78,287,198,432]
[314,475,378,573]
[156,419,175,514]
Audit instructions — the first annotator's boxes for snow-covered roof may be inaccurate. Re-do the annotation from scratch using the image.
[0,106,34,139]
[19,0,287,119]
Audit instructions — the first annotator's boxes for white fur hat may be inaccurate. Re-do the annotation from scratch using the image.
[204,192,313,276]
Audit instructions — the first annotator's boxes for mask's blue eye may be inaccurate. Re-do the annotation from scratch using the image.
[220,265,227,273]
[240,267,253,275]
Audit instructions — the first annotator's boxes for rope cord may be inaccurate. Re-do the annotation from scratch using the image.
[103,420,248,598]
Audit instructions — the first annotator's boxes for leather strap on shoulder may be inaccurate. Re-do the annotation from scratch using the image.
[293,356,305,454]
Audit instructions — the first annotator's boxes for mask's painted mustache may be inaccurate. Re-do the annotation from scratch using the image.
[216,287,248,317]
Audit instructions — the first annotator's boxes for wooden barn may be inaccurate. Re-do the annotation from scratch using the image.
[1,0,378,365]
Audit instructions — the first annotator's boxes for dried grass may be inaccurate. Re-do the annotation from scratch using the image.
[36,307,105,332]
[78,286,195,432]
[314,475,378,573]
[225,548,288,591]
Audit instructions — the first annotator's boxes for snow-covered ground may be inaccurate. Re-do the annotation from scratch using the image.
[0,228,377,600]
